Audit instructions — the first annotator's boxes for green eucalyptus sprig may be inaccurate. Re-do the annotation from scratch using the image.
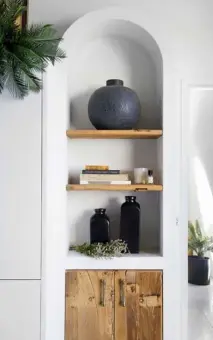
[70,239,129,259]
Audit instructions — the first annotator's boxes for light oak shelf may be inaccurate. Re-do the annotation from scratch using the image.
[66,184,163,192]
[66,129,162,139]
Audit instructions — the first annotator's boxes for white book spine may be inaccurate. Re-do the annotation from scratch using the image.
[80,174,129,181]
[80,180,131,185]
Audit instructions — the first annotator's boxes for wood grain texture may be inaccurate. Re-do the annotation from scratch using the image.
[65,271,114,340]
[114,271,128,340]
[66,129,162,139]
[115,271,163,340]
[66,184,163,192]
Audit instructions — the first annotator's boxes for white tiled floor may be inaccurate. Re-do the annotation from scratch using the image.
[188,282,213,340]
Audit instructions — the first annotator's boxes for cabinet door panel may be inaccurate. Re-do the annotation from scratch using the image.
[0,95,41,279]
[65,270,114,340]
[0,280,40,340]
[115,270,162,340]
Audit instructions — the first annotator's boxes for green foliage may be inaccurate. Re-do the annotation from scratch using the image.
[70,240,129,259]
[188,220,213,257]
[0,0,66,98]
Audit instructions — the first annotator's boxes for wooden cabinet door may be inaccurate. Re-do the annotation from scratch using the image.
[65,271,114,340]
[115,271,162,340]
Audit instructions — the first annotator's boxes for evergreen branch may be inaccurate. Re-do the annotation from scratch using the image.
[20,24,61,42]
[11,44,48,71]
[0,0,66,97]
[0,0,26,25]
[70,240,129,259]
[5,50,42,97]
[4,62,26,98]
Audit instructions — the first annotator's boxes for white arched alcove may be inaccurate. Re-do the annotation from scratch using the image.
[64,13,163,254]
[42,7,181,340]
[67,18,162,130]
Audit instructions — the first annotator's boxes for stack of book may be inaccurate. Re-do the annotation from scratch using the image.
[80,165,131,185]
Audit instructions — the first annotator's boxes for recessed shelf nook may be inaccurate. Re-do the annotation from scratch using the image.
[43,5,182,340]
[66,14,163,257]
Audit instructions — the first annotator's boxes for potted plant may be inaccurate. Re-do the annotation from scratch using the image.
[188,220,213,285]
[0,0,65,98]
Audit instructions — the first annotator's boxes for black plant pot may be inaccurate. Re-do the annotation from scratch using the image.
[188,255,210,285]
[88,79,141,130]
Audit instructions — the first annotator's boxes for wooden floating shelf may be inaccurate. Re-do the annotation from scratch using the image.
[66,184,163,192]
[66,129,163,139]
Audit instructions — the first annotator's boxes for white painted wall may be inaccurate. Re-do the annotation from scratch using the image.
[31,2,213,340]
[188,88,213,233]
[188,87,213,274]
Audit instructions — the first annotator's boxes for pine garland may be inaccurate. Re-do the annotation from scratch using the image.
[70,240,129,259]
[0,0,65,98]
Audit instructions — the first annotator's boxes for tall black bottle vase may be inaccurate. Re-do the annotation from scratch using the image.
[120,196,140,253]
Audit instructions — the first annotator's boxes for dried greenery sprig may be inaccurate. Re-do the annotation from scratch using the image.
[70,239,129,259]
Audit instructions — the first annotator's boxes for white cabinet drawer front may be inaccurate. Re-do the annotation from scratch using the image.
[0,280,40,340]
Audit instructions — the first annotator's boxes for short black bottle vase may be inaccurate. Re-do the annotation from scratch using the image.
[120,196,140,253]
[90,209,110,244]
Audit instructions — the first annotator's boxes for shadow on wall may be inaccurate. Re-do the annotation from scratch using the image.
[69,88,96,129]
[191,91,213,268]
[192,92,213,275]
[74,210,91,244]
[105,198,121,240]
[193,94,213,222]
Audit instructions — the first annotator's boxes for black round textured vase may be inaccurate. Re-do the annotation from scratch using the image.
[88,79,141,130]
[90,209,110,244]
[188,256,210,285]
[120,196,140,253]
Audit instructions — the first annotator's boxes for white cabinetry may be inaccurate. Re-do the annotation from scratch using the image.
[0,280,40,340]
[0,94,41,279]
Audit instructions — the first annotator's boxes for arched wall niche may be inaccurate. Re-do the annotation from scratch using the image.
[62,13,163,130]
[54,9,164,253]
[42,8,183,340]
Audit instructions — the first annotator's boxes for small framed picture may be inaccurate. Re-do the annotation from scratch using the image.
[16,0,28,29]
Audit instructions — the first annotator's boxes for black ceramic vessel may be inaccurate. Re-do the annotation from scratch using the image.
[88,79,141,130]
[120,196,140,253]
[90,208,110,244]
[188,255,210,285]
